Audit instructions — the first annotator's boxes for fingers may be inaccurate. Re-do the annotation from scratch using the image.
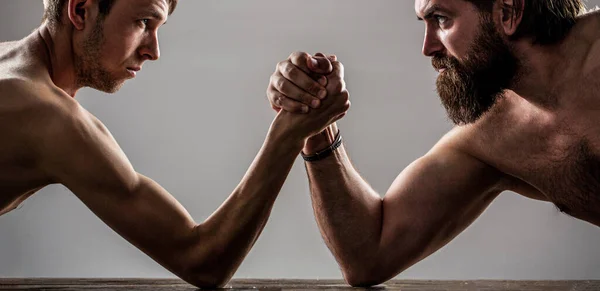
[288,51,333,75]
[269,70,323,110]
[308,56,333,74]
[266,52,342,115]
[267,85,309,113]
[329,60,344,81]
[320,90,350,120]
[323,61,345,97]
[315,52,336,62]
[334,91,351,114]
[277,60,328,99]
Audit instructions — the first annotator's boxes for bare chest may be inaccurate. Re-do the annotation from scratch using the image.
[477,93,600,222]
[504,139,600,218]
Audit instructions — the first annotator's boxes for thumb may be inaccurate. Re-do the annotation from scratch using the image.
[307,56,333,74]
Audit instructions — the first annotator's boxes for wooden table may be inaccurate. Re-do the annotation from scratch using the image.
[0,279,598,290]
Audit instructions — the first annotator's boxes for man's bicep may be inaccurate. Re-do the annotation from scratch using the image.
[39,108,199,272]
[377,146,506,275]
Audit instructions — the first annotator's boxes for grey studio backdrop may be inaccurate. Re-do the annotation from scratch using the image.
[1,0,599,280]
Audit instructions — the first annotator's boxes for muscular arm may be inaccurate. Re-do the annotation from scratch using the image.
[304,126,508,286]
[36,101,304,288]
[264,51,510,286]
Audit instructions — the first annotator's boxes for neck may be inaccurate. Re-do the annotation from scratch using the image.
[36,24,81,97]
[508,39,571,110]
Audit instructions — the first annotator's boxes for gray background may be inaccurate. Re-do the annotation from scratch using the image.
[1,0,600,280]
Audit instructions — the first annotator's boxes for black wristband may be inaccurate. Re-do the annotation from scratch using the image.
[301,130,343,162]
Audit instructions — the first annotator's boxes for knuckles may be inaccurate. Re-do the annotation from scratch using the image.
[268,53,350,120]
[333,91,350,113]
[274,76,286,91]
[334,61,344,72]
[276,60,286,71]
[272,95,282,106]
[289,51,310,66]
[327,78,344,94]
[280,61,296,78]
[339,90,349,102]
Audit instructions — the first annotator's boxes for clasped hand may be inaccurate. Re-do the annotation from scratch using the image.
[266,52,350,143]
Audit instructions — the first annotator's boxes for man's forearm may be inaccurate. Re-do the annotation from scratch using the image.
[304,125,384,284]
[187,125,304,286]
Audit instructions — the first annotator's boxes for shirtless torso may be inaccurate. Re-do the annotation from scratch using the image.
[3,16,600,223]
[261,4,600,287]
[455,91,600,224]
[0,21,351,289]
[0,33,83,216]
[0,0,355,286]
[442,13,600,226]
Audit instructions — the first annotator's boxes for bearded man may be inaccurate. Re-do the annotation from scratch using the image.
[266,0,600,286]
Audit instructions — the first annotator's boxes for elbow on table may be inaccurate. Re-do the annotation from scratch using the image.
[180,269,233,289]
[343,268,388,288]
[174,226,236,288]
[341,259,409,288]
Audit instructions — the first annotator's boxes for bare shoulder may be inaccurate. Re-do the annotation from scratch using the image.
[0,77,78,140]
[578,6,600,26]
[0,78,137,191]
[567,10,600,93]
[33,95,138,193]
[430,97,549,201]
[572,9,600,51]
[0,78,69,144]
[425,98,517,189]
[428,99,506,160]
